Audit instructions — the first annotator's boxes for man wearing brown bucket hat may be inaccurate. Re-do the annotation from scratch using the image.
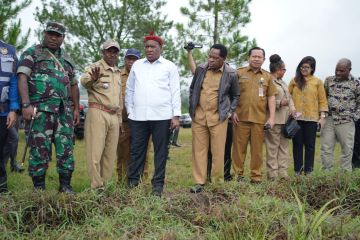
[81,39,122,190]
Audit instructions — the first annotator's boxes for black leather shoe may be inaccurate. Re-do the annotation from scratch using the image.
[11,163,24,173]
[237,176,245,182]
[172,143,181,147]
[190,184,204,193]
[224,175,233,182]
[152,190,162,197]
[59,173,76,195]
[32,175,46,190]
[152,186,163,197]
[267,176,276,181]
[250,179,262,184]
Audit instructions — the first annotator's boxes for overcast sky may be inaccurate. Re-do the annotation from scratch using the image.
[19,0,360,81]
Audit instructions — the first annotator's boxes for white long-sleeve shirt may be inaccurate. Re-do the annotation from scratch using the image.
[125,56,181,121]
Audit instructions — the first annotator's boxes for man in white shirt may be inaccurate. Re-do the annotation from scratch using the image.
[125,32,181,197]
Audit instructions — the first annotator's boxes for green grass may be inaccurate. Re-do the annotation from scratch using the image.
[1,128,360,239]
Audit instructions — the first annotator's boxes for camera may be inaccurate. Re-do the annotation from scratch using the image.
[184,42,203,50]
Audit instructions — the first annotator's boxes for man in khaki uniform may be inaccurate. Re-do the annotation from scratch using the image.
[81,39,122,189]
[116,48,143,182]
[189,44,239,193]
[232,47,277,183]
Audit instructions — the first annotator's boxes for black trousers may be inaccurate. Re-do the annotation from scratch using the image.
[171,127,180,145]
[207,121,233,180]
[292,120,317,174]
[1,121,19,167]
[352,119,360,168]
[0,116,9,191]
[128,119,170,192]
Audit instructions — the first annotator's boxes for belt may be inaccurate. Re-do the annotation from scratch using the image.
[89,102,119,115]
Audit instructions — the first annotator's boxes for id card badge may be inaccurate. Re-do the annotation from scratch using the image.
[258,77,264,97]
[259,87,264,97]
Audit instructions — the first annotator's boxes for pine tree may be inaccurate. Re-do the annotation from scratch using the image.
[176,0,256,75]
[0,0,32,51]
[34,0,176,70]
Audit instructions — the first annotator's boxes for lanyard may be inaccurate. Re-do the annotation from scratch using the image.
[45,49,66,74]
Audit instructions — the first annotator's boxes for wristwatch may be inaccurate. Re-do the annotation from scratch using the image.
[227,112,233,119]
[22,102,31,108]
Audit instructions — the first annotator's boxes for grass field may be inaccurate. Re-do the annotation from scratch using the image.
[1,128,360,239]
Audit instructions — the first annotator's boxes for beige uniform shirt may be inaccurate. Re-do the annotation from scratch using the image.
[194,66,223,127]
[288,75,328,122]
[273,78,295,124]
[236,66,277,124]
[81,59,122,119]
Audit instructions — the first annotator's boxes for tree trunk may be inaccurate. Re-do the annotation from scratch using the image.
[213,0,219,44]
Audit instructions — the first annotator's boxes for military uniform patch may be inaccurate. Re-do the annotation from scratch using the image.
[0,47,8,55]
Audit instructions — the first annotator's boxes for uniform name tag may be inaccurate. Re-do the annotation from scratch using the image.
[258,77,264,97]
[259,87,264,97]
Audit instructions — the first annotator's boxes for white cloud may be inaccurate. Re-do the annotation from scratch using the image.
[18,0,360,80]
[242,0,360,81]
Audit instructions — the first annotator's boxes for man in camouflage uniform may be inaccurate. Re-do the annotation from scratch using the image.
[17,22,79,194]
[320,58,360,171]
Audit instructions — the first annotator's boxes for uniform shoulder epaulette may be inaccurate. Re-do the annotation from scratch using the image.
[30,44,41,54]
[237,66,247,70]
[262,69,271,74]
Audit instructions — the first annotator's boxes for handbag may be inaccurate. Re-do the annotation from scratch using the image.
[282,116,300,139]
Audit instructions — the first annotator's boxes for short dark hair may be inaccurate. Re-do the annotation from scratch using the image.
[248,47,265,57]
[210,44,227,58]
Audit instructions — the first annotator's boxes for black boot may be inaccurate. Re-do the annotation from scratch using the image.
[32,175,46,190]
[59,173,76,195]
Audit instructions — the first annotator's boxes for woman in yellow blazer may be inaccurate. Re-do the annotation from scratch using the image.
[265,54,295,180]
[288,56,328,175]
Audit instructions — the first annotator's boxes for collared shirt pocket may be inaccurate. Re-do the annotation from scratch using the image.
[239,76,250,84]
[94,75,111,93]
[239,77,250,93]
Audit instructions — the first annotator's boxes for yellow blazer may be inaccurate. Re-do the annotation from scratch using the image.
[288,75,328,122]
